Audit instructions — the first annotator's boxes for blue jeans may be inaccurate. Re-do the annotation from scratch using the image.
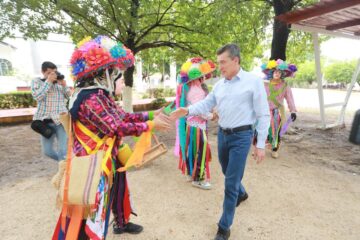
[41,123,68,161]
[217,128,253,230]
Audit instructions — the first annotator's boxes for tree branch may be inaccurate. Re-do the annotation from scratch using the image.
[192,1,217,10]
[158,0,176,23]
[19,1,87,36]
[62,7,118,40]
[156,0,162,22]
[48,0,119,40]
[138,10,179,19]
[292,0,303,7]
[106,0,126,42]
[135,0,184,46]
[135,40,202,56]
[157,23,200,33]
[134,23,159,45]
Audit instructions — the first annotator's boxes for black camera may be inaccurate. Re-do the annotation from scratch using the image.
[53,71,65,83]
[31,119,54,138]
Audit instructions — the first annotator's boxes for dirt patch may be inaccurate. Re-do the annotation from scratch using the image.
[0,113,359,240]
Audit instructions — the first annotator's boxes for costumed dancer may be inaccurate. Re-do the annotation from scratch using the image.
[175,57,216,190]
[260,59,297,158]
[52,35,170,240]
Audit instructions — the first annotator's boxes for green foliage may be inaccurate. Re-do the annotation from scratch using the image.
[288,60,316,87]
[0,1,269,69]
[141,93,150,99]
[262,0,322,63]
[0,92,37,109]
[0,0,319,80]
[324,60,360,84]
[139,48,171,81]
[142,87,175,99]
[151,97,167,109]
[286,59,360,87]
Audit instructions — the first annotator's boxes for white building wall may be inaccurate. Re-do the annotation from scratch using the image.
[1,34,75,92]
[0,44,14,63]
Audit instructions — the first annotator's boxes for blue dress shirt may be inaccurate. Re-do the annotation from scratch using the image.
[188,69,270,149]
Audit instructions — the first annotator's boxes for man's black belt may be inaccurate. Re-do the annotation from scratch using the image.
[220,125,252,135]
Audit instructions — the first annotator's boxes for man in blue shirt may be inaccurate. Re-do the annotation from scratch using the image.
[171,44,270,240]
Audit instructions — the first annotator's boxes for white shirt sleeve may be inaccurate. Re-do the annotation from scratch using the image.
[188,89,217,116]
[253,77,270,149]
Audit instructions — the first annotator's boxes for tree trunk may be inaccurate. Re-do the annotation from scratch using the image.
[123,65,135,112]
[121,0,139,113]
[270,0,293,61]
[122,86,133,113]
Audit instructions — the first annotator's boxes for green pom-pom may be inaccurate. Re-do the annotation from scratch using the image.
[188,68,202,81]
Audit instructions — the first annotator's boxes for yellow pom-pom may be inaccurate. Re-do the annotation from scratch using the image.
[181,61,192,73]
[267,60,277,69]
[77,36,92,48]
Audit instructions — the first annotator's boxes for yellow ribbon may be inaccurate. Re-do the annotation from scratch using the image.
[75,120,115,176]
[75,121,106,154]
[117,121,154,172]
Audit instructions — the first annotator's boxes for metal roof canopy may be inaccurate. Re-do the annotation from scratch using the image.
[277,0,360,129]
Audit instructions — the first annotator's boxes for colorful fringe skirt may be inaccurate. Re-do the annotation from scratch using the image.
[52,162,132,240]
[268,108,282,151]
[178,125,211,181]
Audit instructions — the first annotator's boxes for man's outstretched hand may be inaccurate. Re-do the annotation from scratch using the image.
[153,114,172,132]
[154,107,164,117]
[170,107,188,121]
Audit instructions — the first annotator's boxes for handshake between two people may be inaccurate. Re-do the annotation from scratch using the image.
[152,107,177,132]
[153,106,219,133]
[169,107,218,122]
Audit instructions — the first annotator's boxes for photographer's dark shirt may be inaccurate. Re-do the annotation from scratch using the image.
[31,78,71,125]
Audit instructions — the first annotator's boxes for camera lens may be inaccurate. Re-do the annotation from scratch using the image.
[56,71,65,80]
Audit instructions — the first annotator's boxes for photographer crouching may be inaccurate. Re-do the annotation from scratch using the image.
[31,61,71,161]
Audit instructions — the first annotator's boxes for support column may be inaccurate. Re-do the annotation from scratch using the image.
[338,57,360,125]
[313,33,326,128]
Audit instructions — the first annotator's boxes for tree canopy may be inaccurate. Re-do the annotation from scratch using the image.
[0,0,319,82]
[325,60,360,84]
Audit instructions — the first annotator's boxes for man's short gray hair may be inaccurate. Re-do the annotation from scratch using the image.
[216,44,241,63]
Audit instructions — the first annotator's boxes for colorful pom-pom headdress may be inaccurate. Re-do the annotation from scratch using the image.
[70,35,135,81]
[261,59,297,80]
[178,57,216,84]
[174,57,216,160]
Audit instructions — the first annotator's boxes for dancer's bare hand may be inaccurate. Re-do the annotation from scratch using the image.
[253,147,265,164]
[154,107,164,117]
[170,107,188,120]
[153,114,171,131]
